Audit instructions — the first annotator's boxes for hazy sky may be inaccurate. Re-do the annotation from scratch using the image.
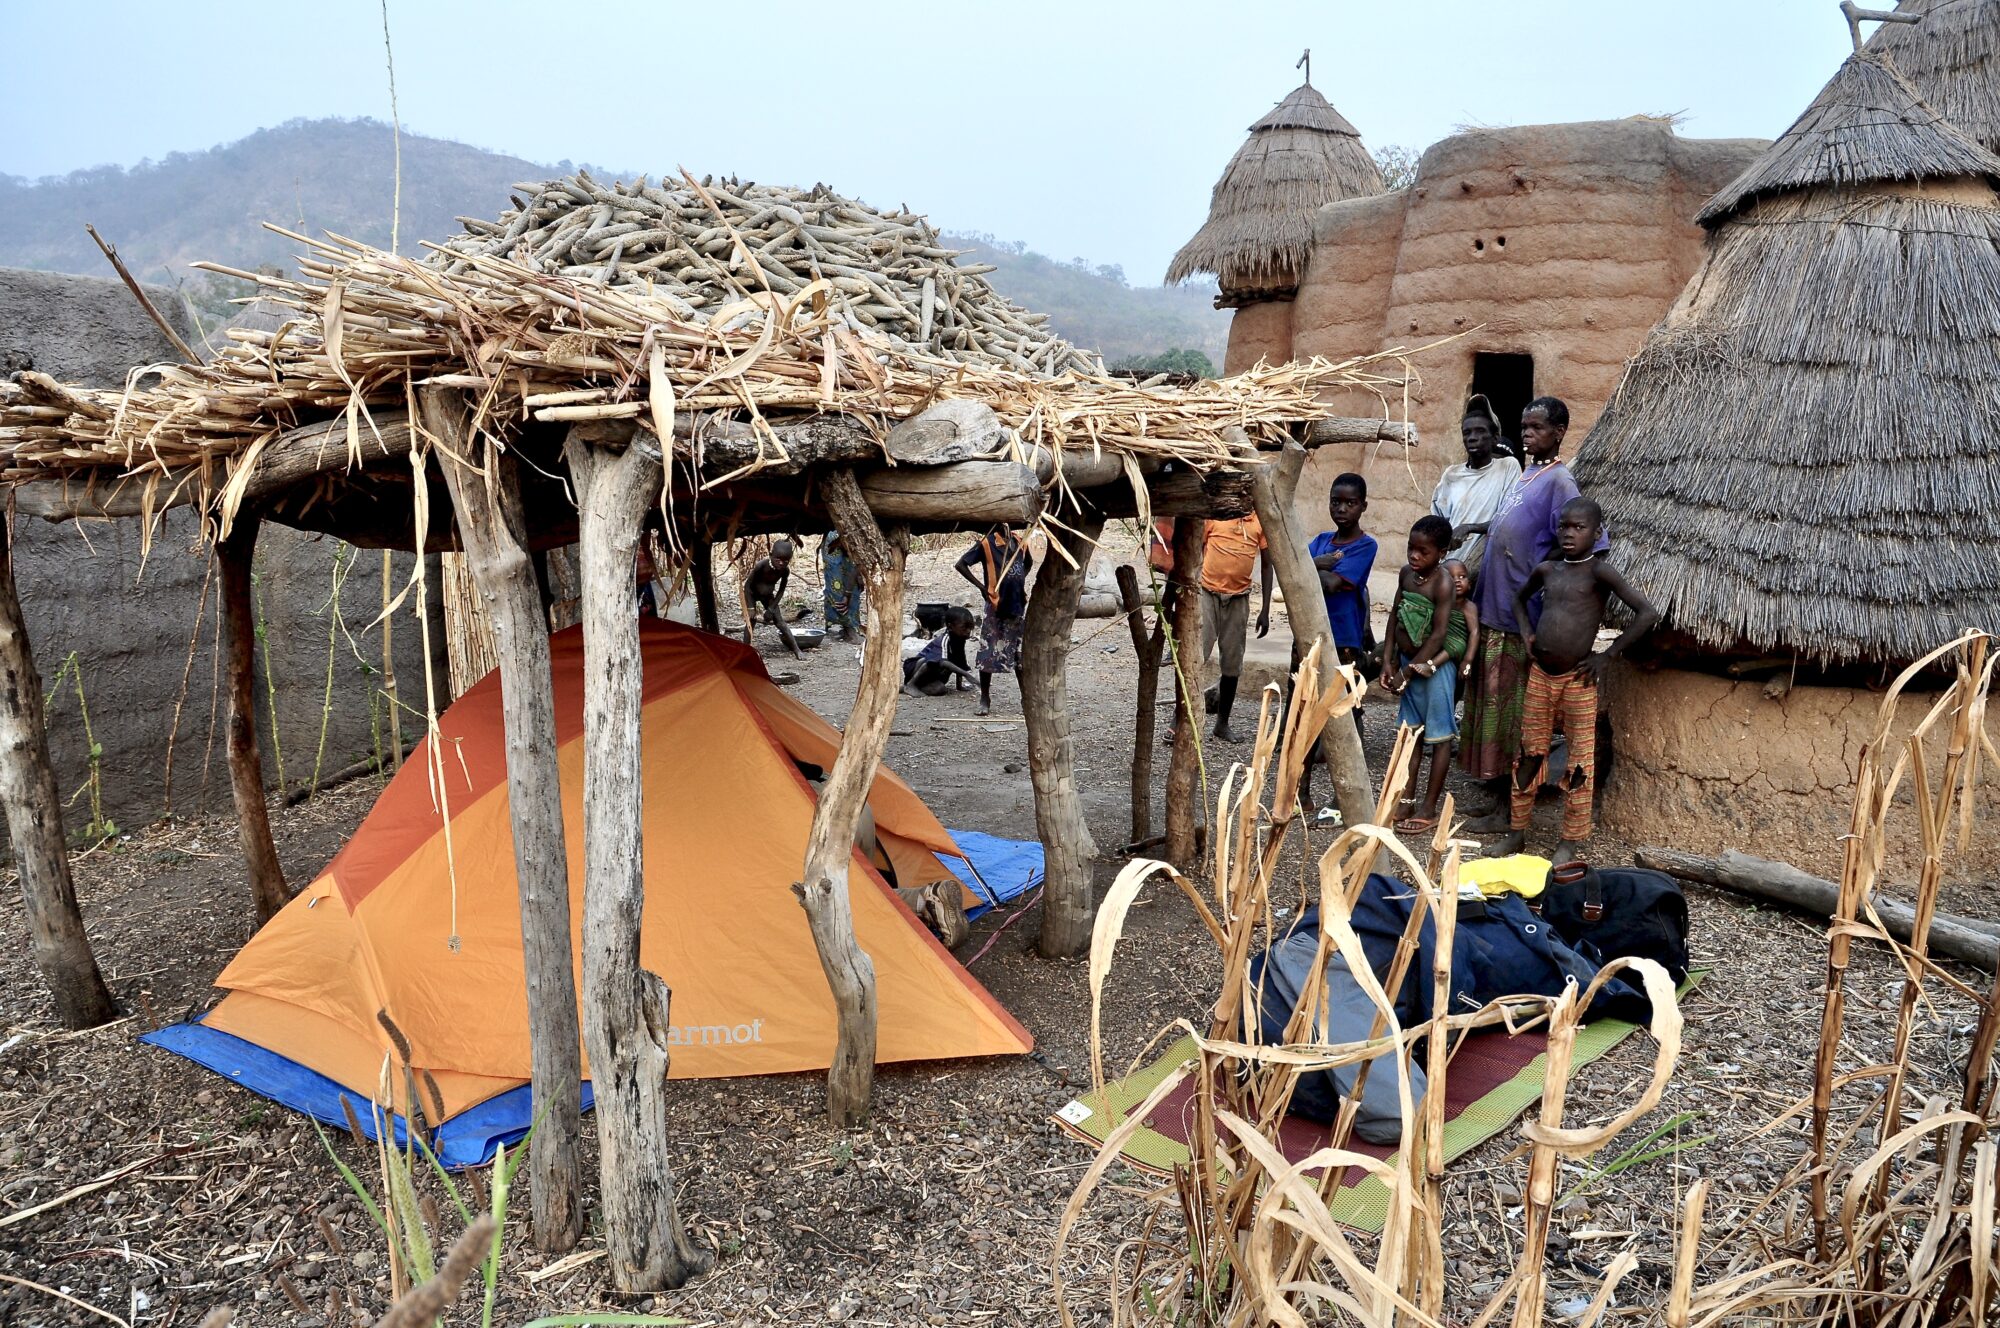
[3,1,1859,282]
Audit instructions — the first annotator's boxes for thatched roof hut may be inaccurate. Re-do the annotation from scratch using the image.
[1166,82,1383,305]
[1573,52,2000,665]
[1864,0,2000,151]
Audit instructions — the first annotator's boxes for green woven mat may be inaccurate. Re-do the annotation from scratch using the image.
[1052,973,1703,1234]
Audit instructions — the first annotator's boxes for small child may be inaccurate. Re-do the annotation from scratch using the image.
[1302,474,1377,810]
[743,539,803,659]
[1382,515,1460,833]
[1498,497,1660,862]
[902,607,977,696]
[1443,559,1481,686]
[821,530,863,641]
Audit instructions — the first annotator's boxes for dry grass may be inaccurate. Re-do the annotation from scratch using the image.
[1058,634,1998,1326]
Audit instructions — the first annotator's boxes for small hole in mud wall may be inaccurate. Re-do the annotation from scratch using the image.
[1497,235,1507,248]
[1473,237,1486,252]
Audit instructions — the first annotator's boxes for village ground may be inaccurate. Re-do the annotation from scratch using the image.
[2,532,1994,1327]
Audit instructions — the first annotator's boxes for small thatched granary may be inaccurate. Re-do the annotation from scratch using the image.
[1864,0,2000,148]
[1574,45,2000,874]
[1166,81,1384,305]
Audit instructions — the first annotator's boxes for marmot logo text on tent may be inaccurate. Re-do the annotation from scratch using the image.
[667,1019,765,1047]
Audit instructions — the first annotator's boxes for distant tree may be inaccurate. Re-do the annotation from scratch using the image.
[1373,144,1420,191]
[1095,263,1128,287]
[1112,348,1217,378]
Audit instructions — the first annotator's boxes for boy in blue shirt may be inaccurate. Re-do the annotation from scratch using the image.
[1307,473,1377,666]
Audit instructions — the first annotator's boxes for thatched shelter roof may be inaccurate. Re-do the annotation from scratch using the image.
[1574,52,2000,665]
[1166,82,1383,304]
[1697,52,2000,227]
[1864,0,2000,152]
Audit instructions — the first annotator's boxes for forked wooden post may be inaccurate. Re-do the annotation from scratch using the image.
[1114,563,1164,845]
[1164,517,1206,867]
[217,515,291,923]
[0,518,116,1028]
[565,423,711,1291]
[1024,516,1105,958]
[1250,438,1374,827]
[795,469,904,1126]
[690,542,721,634]
[426,387,583,1254]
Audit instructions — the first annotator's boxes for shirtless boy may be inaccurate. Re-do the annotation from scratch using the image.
[1494,497,1659,862]
[743,539,803,659]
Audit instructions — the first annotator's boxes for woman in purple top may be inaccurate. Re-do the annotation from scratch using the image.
[1459,398,1601,817]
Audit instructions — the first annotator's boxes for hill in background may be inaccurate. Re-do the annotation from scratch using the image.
[0,118,1229,368]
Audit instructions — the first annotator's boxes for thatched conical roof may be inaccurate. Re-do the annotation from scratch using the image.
[1865,0,2000,152]
[1573,53,2000,665]
[1166,82,1383,300]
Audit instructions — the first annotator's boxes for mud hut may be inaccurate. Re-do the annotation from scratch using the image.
[1266,118,1765,546]
[1573,50,2000,875]
[1166,80,1384,311]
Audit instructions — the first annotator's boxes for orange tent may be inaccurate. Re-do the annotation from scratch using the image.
[146,621,1031,1163]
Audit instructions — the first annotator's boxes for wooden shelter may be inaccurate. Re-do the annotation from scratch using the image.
[0,171,1405,1288]
[1166,80,1385,306]
[1571,41,2000,877]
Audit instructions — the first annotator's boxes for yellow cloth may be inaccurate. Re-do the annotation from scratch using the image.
[1460,853,1552,899]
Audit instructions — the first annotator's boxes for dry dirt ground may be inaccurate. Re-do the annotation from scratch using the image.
[2,537,1994,1326]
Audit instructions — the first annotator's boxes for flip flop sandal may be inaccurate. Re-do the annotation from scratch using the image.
[1394,815,1439,835]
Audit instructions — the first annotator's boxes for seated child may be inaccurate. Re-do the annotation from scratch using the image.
[743,539,803,659]
[902,607,977,696]
[1497,497,1660,862]
[1382,516,1460,833]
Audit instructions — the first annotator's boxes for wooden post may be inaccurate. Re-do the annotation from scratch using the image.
[427,388,583,1254]
[690,543,720,634]
[1249,439,1374,827]
[1164,517,1206,868]
[0,522,116,1029]
[796,469,904,1127]
[218,517,290,923]
[1115,563,1163,846]
[564,423,710,1292]
[1023,516,1104,959]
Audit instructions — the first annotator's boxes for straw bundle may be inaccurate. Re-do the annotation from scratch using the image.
[1166,83,1384,299]
[1865,0,2000,154]
[1576,52,2000,665]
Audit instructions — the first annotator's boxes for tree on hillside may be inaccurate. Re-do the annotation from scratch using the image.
[1112,348,1217,378]
[1373,144,1420,191]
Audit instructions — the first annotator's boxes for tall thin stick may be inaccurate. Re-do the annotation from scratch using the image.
[81,223,199,365]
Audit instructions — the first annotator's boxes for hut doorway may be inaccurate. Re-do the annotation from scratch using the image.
[1470,352,1534,455]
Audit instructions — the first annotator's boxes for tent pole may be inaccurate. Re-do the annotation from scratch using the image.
[797,468,904,1126]
[218,515,291,923]
[427,388,583,1254]
[1024,515,1104,958]
[1248,437,1374,827]
[1164,517,1206,868]
[565,421,711,1293]
[690,542,721,634]
[0,516,117,1028]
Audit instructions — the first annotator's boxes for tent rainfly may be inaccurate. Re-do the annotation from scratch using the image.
[1864,0,2000,152]
[1572,51,2000,665]
[1166,82,1384,304]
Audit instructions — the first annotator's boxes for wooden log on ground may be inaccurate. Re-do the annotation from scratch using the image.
[428,388,582,1253]
[856,460,1042,526]
[0,524,117,1028]
[1304,418,1419,448]
[690,542,721,633]
[218,517,290,924]
[1164,517,1205,869]
[1025,515,1106,958]
[796,469,904,1126]
[564,422,711,1291]
[1249,439,1374,828]
[1634,846,1999,971]
[1116,563,1165,846]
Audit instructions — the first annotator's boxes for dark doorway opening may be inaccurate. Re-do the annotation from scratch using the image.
[1469,352,1535,460]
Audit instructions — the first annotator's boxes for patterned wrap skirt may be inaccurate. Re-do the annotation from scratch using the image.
[1458,629,1530,781]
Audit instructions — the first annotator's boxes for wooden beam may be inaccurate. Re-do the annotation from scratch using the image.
[1068,468,1256,521]
[1164,517,1205,868]
[857,460,1042,526]
[797,469,904,1126]
[427,389,583,1253]
[1305,418,1419,448]
[218,517,290,923]
[1635,846,1999,971]
[564,423,710,1292]
[1249,440,1374,828]
[0,520,116,1028]
[1025,516,1106,958]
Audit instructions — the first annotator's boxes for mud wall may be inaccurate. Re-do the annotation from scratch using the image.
[1599,661,2000,882]
[2,266,445,836]
[1221,299,1296,375]
[1234,120,1764,547]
